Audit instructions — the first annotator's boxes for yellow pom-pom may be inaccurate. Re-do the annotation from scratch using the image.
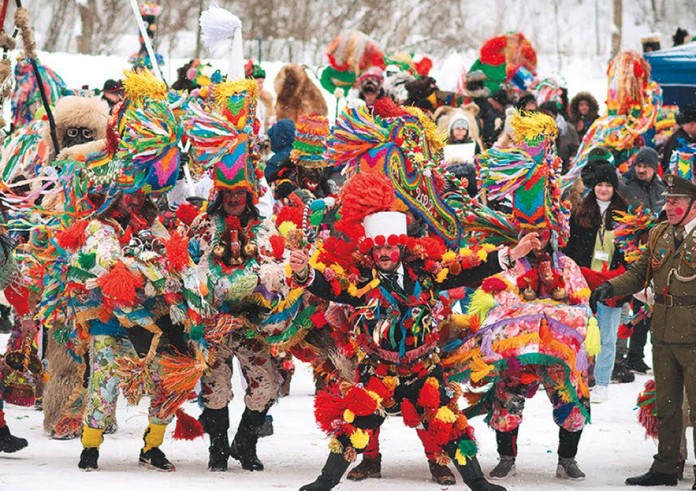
[425,377,439,389]
[476,249,488,261]
[382,376,398,392]
[123,69,168,103]
[435,267,449,283]
[367,390,382,403]
[343,409,355,423]
[584,316,601,357]
[442,251,457,262]
[278,221,297,238]
[328,438,343,453]
[349,428,370,449]
[435,406,458,424]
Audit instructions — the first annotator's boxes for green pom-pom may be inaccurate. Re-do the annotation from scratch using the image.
[78,252,96,270]
[457,438,477,459]
[189,324,204,341]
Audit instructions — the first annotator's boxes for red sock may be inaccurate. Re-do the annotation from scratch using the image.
[363,427,380,459]
[0,410,6,428]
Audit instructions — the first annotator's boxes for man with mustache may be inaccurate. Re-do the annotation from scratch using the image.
[592,174,696,489]
[288,171,539,491]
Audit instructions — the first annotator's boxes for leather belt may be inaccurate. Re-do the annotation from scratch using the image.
[654,293,696,307]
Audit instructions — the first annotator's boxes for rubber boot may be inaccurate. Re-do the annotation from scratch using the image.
[229,408,266,471]
[139,422,175,471]
[0,410,28,453]
[200,407,230,472]
[446,440,506,491]
[78,426,103,470]
[299,451,352,491]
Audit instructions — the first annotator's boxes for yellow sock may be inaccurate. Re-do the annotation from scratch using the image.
[81,426,104,449]
[142,422,167,452]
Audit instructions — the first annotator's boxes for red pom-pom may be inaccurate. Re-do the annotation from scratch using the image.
[172,408,204,440]
[4,284,30,316]
[374,235,386,246]
[56,220,89,251]
[417,380,441,410]
[401,399,421,427]
[165,232,190,272]
[387,235,399,246]
[345,386,378,416]
[427,417,453,445]
[482,277,507,293]
[175,203,200,226]
[310,310,328,328]
[96,261,143,308]
[414,57,433,77]
[276,205,304,228]
[314,386,347,434]
[269,235,285,260]
[365,377,392,402]
[225,216,241,230]
[358,238,374,254]
[618,324,634,339]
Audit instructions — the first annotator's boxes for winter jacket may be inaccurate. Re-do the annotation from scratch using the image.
[265,119,295,181]
[618,171,666,212]
[563,207,626,271]
[569,92,599,139]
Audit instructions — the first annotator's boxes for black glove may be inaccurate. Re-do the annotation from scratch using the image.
[589,282,613,312]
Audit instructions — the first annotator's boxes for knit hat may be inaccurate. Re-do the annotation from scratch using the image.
[450,118,469,130]
[592,162,619,189]
[633,147,659,170]
[244,59,266,79]
[290,114,329,168]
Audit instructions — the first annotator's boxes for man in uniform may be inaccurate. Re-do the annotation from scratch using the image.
[591,174,696,489]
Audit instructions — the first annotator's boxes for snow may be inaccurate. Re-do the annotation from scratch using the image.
[1,332,691,490]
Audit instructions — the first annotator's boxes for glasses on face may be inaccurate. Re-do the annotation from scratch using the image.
[66,128,94,139]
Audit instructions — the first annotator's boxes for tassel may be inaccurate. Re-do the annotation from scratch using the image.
[159,351,207,393]
[584,317,601,357]
[96,261,143,308]
[55,220,89,251]
[114,356,149,405]
[401,399,421,428]
[618,324,634,339]
[144,281,157,297]
[172,408,204,440]
[170,304,186,325]
[165,232,190,272]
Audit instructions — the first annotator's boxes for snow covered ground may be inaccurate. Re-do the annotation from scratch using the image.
[1,332,692,491]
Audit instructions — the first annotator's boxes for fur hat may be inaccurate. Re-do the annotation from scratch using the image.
[274,64,328,123]
[46,96,110,156]
[592,162,619,189]
[464,70,490,98]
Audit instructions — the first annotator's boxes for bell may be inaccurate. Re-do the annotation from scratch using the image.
[213,245,226,258]
[551,287,566,301]
[523,286,537,301]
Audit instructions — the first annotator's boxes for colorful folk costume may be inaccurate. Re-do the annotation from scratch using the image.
[64,71,207,472]
[565,51,662,185]
[451,111,599,480]
[0,228,29,454]
[293,169,511,491]
[185,77,298,473]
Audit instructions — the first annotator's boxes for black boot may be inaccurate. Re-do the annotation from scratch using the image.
[78,447,99,471]
[299,451,352,491]
[0,425,28,453]
[452,455,507,491]
[200,407,230,472]
[229,408,266,471]
[625,469,678,486]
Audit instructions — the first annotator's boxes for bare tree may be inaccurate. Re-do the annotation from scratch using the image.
[611,0,622,56]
